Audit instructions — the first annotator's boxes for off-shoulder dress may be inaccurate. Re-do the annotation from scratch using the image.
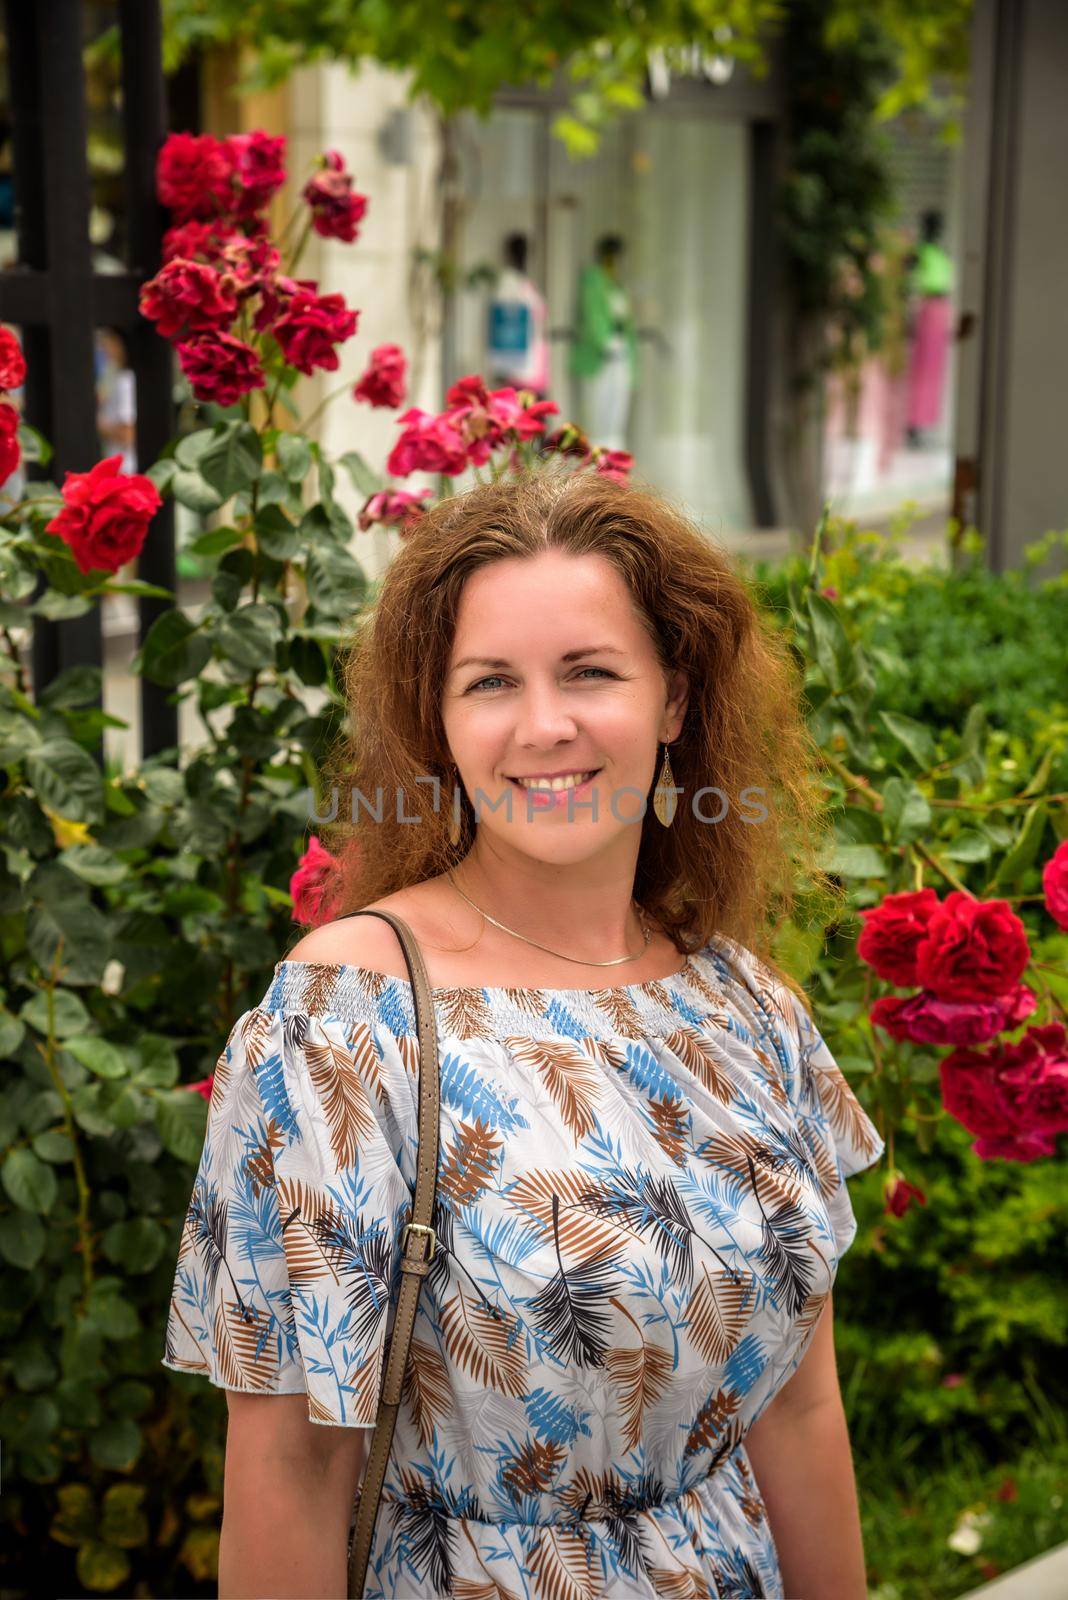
[162,930,884,1599]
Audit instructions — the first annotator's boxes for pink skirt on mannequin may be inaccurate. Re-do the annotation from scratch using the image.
[907,296,952,430]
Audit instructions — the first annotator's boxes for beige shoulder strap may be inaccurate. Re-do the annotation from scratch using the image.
[340,909,441,1599]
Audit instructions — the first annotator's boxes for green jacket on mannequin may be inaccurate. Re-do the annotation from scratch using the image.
[570,264,639,383]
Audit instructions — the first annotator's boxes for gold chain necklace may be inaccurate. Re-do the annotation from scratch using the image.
[446,869,652,967]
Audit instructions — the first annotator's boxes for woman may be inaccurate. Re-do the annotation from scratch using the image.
[163,466,884,1599]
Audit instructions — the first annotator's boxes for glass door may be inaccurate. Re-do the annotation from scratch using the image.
[456,105,753,532]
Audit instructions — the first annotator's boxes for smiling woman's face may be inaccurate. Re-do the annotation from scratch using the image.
[441,549,688,871]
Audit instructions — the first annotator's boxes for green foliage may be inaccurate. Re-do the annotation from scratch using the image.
[160,0,970,158]
[0,408,357,1594]
[742,512,1068,1594]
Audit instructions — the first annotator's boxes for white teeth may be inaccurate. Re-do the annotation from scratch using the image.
[513,771,596,791]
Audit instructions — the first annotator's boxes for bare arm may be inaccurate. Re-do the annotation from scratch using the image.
[218,1391,368,1600]
[744,1295,869,1600]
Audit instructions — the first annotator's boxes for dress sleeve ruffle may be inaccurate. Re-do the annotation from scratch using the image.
[706,933,885,1259]
[161,1002,415,1426]
[780,990,886,1258]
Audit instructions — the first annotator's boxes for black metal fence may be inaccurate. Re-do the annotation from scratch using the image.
[0,0,177,759]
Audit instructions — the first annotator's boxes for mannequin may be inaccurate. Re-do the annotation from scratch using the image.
[905,210,954,446]
[486,232,550,397]
[570,233,638,451]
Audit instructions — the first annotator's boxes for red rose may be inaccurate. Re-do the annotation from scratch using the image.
[884,1176,927,1217]
[139,258,239,340]
[973,1131,1056,1162]
[387,408,469,477]
[156,132,234,222]
[997,1023,1068,1133]
[357,488,432,533]
[273,285,358,375]
[290,836,344,927]
[595,448,634,484]
[915,890,1031,1001]
[218,233,281,297]
[939,1047,1013,1139]
[162,220,229,264]
[1042,840,1068,930]
[543,423,592,460]
[0,401,21,486]
[353,343,407,409]
[177,333,265,407]
[46,455,161,576]
[228,130,286,216]
[871,983,1037,1046]
[185,1075,215,1103]
[857,888,941,986]
[0,326,27,391]
[302,150,368,243]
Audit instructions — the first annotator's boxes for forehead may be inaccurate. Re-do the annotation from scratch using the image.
[450,551,644,646]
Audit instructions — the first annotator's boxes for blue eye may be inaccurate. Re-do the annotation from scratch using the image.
[465,667,616,693]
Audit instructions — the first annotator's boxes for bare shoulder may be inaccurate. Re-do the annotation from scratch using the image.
[283,881,451,981]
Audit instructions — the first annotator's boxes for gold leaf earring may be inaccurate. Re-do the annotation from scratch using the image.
[447,767,463,847]
[653,741,677,827]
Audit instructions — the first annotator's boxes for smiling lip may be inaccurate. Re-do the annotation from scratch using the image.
[506,767,602,781]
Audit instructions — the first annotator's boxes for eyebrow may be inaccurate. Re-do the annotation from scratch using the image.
[451,645,628,673]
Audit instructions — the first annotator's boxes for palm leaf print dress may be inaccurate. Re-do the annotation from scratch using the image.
[163,931,884,1599]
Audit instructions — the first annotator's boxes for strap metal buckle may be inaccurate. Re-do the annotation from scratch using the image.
[401,1221,437,1263]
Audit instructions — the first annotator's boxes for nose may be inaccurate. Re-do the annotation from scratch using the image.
[513,679,580,749]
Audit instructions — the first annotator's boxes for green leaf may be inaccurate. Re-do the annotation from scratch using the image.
[99,1483,150,1549]
[2,1147,58,1214]
[0,1209,46,1269]
[26,898,111,986]
[132,1034,179,1088]
[214,602,284,670]
[76,1540,132,1591]
[276,431,312,482]
[804,590,857,693]
[304,540,367,616]
[199,421,263,500]
[254,504,301,560]
[138,609,212,687]
[20,986,91,1038]
[944,829,992,862]
[65,1034,130,1081]
[156,1089,208,1163]
[38,664,102,709]
[878,711,937,771]
[0,1006,26,1055]
[174,427,218,468]
[992,802,1048,889]
[85,1279,140,1340]
[50,1483,97,1548]
[145,458,176,493]
[338,450,383,497]
[87,1420,141,1465]
[24,737,105,823]
[170,468,225,514]
[57,844,129,887]
[821,842,888,878]
[882,778,932,842]
[101,1217,166,1273]
[187,523,244,558]
[32,1129,75,1163]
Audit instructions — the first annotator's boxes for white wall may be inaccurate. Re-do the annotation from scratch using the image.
[287,61,443,579]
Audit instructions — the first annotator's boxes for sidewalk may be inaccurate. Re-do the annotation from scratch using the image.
[956,1539,1068,1599]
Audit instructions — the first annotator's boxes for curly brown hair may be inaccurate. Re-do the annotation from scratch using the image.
[319,463,834,996]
